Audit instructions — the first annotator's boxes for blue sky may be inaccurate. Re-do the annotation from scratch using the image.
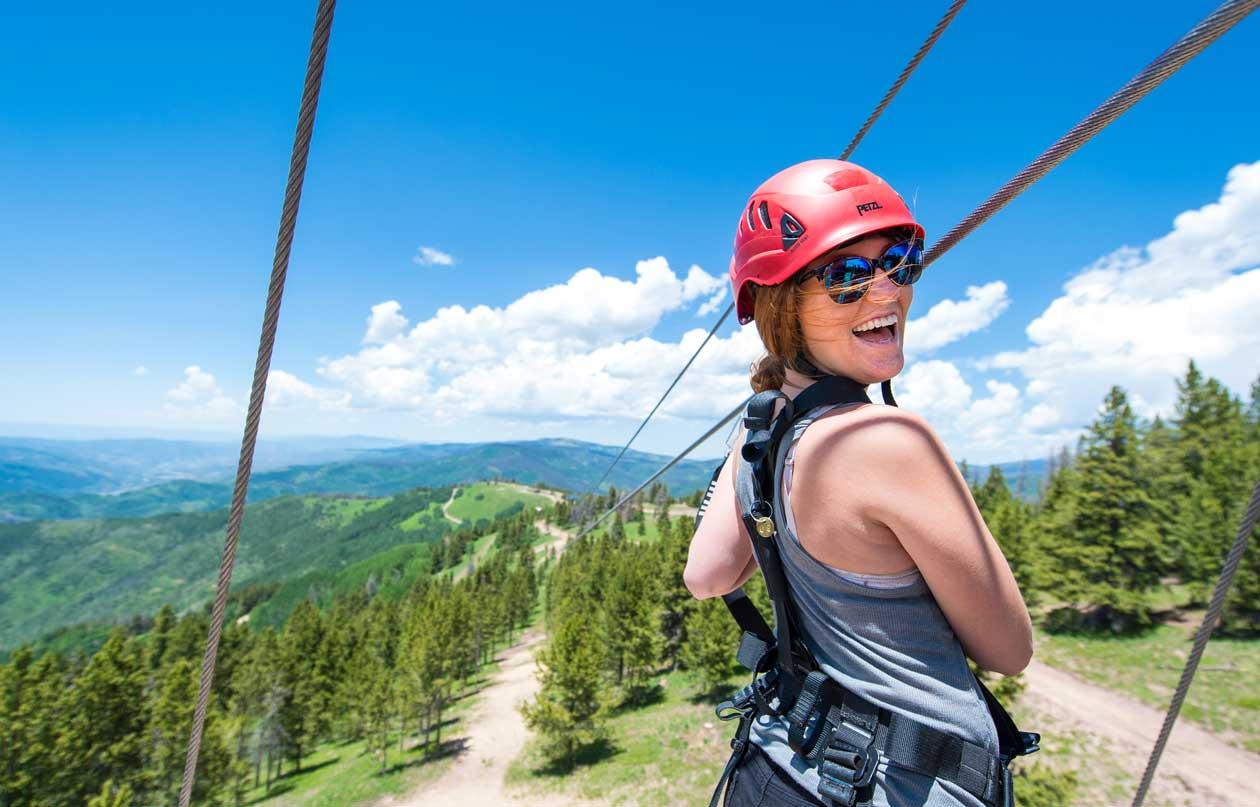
[2,0,1258,463]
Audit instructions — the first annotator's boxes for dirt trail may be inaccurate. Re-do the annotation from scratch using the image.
[379,630,589,807]
[532,520,573,555]
[441,487,462,525]
[1021,658,1259,806]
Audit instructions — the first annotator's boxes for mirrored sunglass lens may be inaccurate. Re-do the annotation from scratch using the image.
[824,259,872,303]
[884,243,923,286]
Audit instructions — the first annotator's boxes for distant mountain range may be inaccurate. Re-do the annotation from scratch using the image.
[0,434,1049,523]
[0,436,726,522]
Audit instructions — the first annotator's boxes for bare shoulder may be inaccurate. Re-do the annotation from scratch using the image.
[796,403,948,469]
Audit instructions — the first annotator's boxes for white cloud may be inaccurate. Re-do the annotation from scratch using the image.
[163,366,240,422]
[696,286,728,318]
[413,246,456,266]
[316,258,750,421]
[133,365,149,376]
[904,281,1009,358]
[266,370,351,411]
[985,159,1260,429]
[363,300,408,344]
[898,360,1079,461]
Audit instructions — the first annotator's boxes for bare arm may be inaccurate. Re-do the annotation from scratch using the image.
[684,439,757,599]
[803,408,1033,675]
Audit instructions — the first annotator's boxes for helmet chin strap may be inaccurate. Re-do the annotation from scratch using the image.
[794,352,899,407]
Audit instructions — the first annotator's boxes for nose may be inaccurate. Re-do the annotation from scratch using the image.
[867,268,901,303]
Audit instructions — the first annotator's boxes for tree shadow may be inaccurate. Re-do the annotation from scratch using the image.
[377,736,470,777]
[613,682,665,714]
[688,685,730,705]
[245,781,294,804]
[286,756,339,777]
[1041,605,1155,637]
[530,738,620,777]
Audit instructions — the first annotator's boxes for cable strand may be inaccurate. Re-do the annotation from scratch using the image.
[839,0,967,160]
[178,1,336,803]
[925,0,1259,267]
[1131,477,1260,807]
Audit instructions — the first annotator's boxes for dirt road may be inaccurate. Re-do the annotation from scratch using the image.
[1021,658,1259,806]
[441,487,462,525]
[379,631,555,807]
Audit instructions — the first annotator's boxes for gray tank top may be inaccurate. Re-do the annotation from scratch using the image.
[748,404,1000,807]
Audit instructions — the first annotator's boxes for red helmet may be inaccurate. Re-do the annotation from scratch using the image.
[730,159,924,324]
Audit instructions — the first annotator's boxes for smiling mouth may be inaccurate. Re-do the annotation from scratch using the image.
[852,313,898,345]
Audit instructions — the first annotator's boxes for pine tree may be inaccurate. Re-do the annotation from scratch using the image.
[1044,386,1164,630]
[601,544,663,691]
[975,467,1037,598]
[144,658,232,805]
[279,599,332,770]
[680,596,736,694]
[519,607,609,767]
[1169,366,1254,602]
[658,516,697,669]
[0,647,63,803]
[52,629,149,803]
[1221,373,1260,629]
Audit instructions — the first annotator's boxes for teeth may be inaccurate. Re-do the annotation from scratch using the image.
[852,314,899,333]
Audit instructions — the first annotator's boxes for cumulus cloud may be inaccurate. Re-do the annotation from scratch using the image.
[985,159,1260,429]
[898,360,1080,461]
[266,370,351,411]
[363,300,408,344]
[696,287,728,318]
[316,258,751,422]
[163,366,240,422]
[413,246,456,266]
[133,365,149,376]
[904,281,1009,358]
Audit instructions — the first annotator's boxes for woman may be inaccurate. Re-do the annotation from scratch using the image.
[685,159,1032,807]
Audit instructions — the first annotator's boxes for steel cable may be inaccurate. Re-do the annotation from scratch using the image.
[839,0,967,161]
[578,396,750,537]
[585,0,965,497]
[924,0,1259,267]
[1131,477,1260,807]
[178,0,336,803]
[586,303,733,495]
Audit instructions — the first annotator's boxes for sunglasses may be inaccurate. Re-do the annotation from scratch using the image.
[797,239,925,304]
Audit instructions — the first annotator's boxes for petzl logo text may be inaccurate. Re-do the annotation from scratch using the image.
[856,201,883,216]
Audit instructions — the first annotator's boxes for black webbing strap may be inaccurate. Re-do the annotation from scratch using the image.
[707,708,755,807]
[736,378,874,699]
[788,674,1005,806]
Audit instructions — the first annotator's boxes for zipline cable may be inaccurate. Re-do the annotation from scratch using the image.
[578,396,750,536]
[586,303,732,495]
[585,0,966,496]
[1131,478,1260,807]
[924,0,1260,267]
[583,0,1258,544]
[839,0,966,161]
[178,0,336,803]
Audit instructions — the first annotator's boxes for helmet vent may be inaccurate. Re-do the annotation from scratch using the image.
[758,201,772,230]
[747,203,757,231]
[780,212,805,251]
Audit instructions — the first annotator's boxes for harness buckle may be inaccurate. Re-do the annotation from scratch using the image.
[816,723,880,807]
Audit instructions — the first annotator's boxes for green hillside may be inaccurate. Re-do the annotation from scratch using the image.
[446,482,552,523]
[0,487,452,651]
